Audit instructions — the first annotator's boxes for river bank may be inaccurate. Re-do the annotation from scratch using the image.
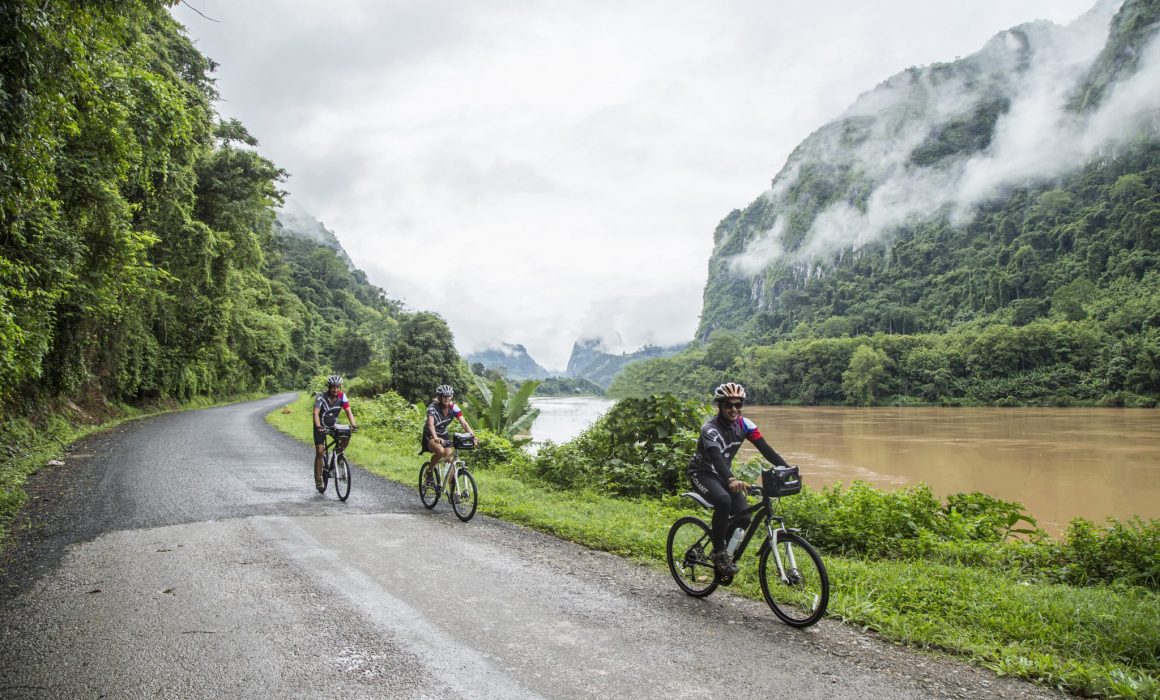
[269,392,1160,699]
[531,396,1160,534]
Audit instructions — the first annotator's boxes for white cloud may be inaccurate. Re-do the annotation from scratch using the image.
[727,0,1160,276]
[173,0,1099,368]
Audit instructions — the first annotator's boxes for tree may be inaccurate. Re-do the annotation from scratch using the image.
[464,377,542,444]
[842,345,890,406]
[704,331,744,371]
[818,316,852,338]
[1051,278,1096,321]
[332,329,372,376]
[388,312,463,402]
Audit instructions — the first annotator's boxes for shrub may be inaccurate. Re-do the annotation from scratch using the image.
[1049,517,1160,589]
[530,395,705,497]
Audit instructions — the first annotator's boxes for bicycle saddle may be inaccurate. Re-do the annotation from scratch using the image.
[680,492,714,510]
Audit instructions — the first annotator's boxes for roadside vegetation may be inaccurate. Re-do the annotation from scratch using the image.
[270,391,1159,700]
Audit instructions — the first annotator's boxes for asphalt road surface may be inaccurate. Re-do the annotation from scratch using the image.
[0,395,1069,698]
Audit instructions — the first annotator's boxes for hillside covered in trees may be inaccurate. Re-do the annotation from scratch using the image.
[0,0,465,423]
[614,0,1160,406]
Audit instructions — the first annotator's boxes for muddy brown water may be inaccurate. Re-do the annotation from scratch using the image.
[532,398,1159,535]
[739,406,1160,535]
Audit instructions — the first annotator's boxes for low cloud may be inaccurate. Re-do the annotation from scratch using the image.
[731,0,1159,274]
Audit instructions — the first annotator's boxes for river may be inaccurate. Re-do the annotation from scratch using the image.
[528,396,616,446]
[529,398,1159,534]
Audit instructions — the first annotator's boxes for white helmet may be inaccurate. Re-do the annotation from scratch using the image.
[712,382,747,402]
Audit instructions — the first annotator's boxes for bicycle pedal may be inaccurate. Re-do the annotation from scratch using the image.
[718,574,735,586]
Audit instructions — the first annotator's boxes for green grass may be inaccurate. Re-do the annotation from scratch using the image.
[0,392,267,545]
[268,393,1160,700]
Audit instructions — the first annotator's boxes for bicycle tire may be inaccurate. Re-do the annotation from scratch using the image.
[321,451,331,490]
[450,467,478,522]
[333,455,352,502]
[759,530,829,627]
[666,516,719,597]
[418,463,440,509]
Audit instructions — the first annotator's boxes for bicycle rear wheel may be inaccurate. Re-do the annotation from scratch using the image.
[450,467,477,522]
[418,463,440,508]
[666,516,718,597]
[333,455,352,501]
[759,531,829,627]
[321,451,331,490]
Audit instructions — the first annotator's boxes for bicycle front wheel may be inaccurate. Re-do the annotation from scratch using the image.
[419,463,440,508]
[759,531,829,627]
[451,467,478,522]
[333,455,352,501]
[666,516,718,597]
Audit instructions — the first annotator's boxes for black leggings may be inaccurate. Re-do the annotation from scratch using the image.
[689,470,750,550]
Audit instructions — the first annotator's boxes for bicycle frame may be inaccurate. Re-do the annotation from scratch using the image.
[324,431,348,467]
[434,450,466,484]
[714,490,799,585]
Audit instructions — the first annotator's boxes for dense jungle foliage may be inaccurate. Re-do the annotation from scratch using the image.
[610,291,1160,405]
[0,0,465,425]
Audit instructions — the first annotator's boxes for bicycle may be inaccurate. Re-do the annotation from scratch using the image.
[666,465,829,628]
[320,424,354,502]
[418,432,478,522]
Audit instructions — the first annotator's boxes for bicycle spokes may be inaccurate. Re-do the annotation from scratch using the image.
[759,532,829,627]
[666,516,718,597]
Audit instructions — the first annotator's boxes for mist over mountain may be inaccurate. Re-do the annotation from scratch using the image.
[565,339,685,389]
[275,200,355,270]
[465,343,551,380]
[699,0,1160,339]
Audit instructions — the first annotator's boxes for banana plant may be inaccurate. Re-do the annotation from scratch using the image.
[465,376,541,445]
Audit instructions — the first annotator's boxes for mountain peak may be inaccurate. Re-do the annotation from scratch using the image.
[466,343,550,380]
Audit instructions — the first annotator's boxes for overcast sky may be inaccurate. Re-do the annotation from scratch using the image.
[172,0,1098,371]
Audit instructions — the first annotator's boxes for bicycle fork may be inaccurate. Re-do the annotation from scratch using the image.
[766,519,800,585]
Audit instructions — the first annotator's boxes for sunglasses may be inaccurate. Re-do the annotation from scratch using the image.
[724,401,744,409]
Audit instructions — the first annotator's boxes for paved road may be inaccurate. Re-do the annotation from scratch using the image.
[0,395,1068,698]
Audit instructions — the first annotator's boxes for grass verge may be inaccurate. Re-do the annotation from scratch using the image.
[269,393,1159,700]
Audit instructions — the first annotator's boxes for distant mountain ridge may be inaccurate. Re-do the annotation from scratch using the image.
[565,339,684,389]
[466,343,551,380]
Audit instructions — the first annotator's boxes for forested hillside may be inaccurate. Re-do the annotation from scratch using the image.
[615,0,1160,406]
[0,0,462,423]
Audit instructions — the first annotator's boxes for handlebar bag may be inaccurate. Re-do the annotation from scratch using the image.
[762,465,801,497]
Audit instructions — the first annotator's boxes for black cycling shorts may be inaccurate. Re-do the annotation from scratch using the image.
[419,431,451,453]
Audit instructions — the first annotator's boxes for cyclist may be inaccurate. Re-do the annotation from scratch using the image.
[421,385,476,499]
[687,382,790,575]
[313,375,357,492]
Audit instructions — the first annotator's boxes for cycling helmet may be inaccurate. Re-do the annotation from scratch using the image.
[326,375,343,388]
[435,384,455,397]
[713,382,747,402]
